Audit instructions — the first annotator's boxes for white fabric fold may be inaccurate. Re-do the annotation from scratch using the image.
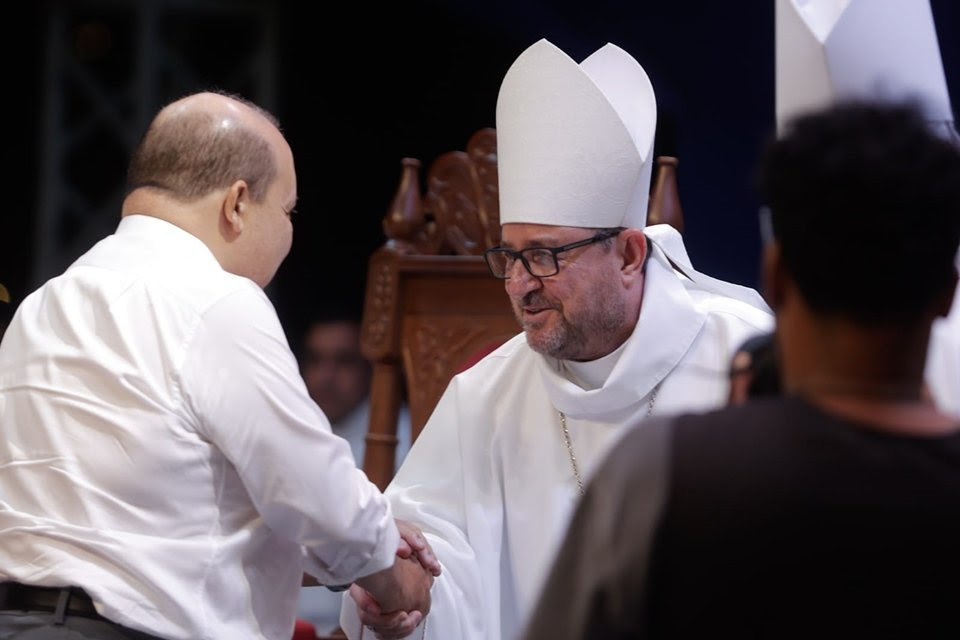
[340,246,773,640]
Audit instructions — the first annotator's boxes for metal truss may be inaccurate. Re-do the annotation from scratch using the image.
[33,0,278,287]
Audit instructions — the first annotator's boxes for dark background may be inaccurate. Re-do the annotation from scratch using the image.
[4,1,958,345]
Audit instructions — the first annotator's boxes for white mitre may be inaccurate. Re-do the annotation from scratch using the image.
[496,38,657,229]
[776,0,957,141]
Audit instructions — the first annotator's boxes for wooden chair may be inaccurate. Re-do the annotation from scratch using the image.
[358,127,684,491]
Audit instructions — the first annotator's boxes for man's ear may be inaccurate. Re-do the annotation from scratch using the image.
[620,229,648,283]
[220,180,249,239]
[762,241,786,311]
[934,269,958,318]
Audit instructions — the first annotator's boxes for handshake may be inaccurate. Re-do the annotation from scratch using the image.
[348,519,441,639]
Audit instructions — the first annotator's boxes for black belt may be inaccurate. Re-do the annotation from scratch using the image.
[0,582,106,621]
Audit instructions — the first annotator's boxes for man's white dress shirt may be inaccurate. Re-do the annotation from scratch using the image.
[0,215,398,640]
[296,400,412,634]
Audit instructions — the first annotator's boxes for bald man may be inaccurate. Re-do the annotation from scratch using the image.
[0,91,435,640]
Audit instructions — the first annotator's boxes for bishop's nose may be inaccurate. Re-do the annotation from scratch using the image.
[504,259,542,299]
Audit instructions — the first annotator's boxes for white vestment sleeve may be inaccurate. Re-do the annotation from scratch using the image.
[342,376,496,639]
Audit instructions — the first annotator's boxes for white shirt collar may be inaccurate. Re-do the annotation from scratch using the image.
[559,340,628,391]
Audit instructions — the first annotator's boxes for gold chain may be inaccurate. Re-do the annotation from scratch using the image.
[557,410,586,496]
[558,383,660,496]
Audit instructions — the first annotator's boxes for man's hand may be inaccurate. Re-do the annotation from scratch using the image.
[348,519,440,638]
[395,518,441,577]
[353,554,434,639]
[350,581,423,640]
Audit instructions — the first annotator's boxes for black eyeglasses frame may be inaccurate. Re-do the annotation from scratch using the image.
[483,227,625,279]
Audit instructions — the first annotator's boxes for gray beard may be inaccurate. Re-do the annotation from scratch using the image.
[519,288,628,361]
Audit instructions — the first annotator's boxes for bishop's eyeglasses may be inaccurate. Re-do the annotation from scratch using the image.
[483,228,624,279]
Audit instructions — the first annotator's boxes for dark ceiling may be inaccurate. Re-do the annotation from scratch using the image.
[4,1,958,343]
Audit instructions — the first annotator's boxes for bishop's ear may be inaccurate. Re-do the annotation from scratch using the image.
[620,229,648,279]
